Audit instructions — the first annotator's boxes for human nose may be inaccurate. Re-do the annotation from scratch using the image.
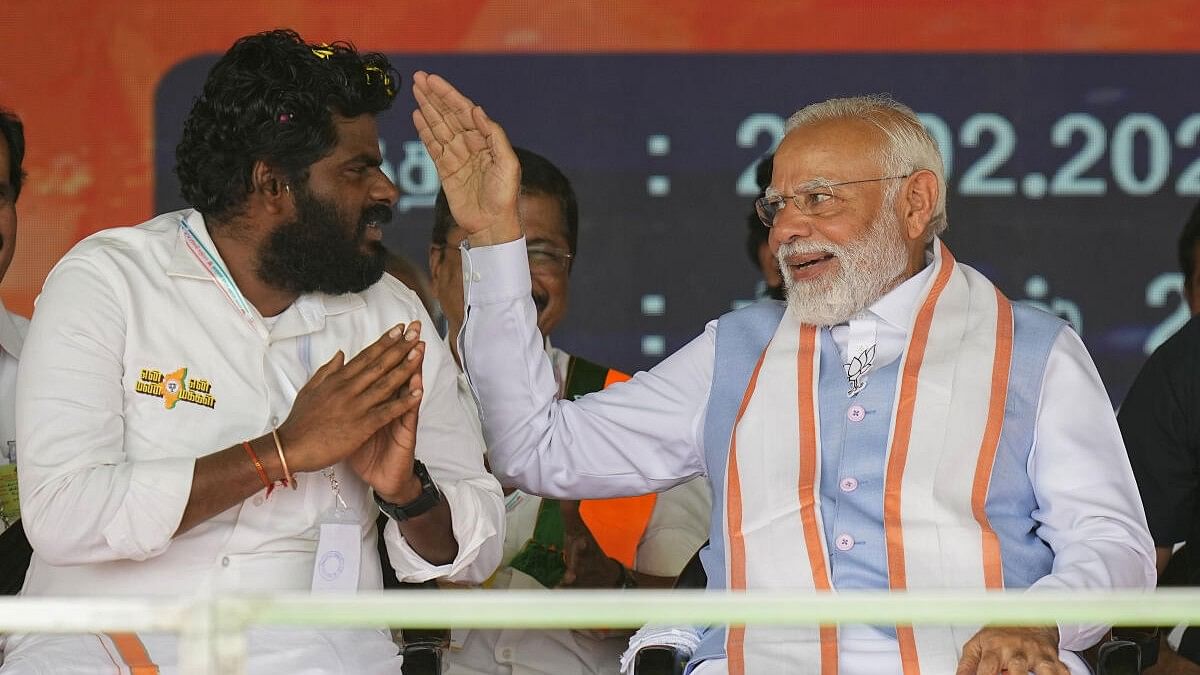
[371,169,400,207]
[769,200,816,243]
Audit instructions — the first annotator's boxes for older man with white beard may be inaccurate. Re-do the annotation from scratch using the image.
[411,74,1155,675]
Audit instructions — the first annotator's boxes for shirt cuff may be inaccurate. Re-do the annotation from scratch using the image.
[1025,576,1110,652]
[101,456,196,561]
[382,478,502,584]
[462,238,531,307]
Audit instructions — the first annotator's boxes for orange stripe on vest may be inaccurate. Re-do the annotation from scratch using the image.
[107,633,159,675]
[725,344,770,675]
[971,290,1015,589]
[884,243,957,675]
[796,326,840,674]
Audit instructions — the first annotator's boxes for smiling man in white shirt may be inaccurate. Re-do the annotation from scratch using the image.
[2,32,503,674]
[410,75,1155,675]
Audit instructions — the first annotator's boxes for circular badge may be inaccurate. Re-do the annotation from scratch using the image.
[318,550,345,581]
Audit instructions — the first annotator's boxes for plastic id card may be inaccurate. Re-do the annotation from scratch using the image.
[310,507,362,593]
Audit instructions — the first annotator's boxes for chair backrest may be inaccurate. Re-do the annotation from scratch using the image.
[0,520,32,595]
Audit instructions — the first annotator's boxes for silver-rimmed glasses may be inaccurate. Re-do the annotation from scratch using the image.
[754,175,909,228]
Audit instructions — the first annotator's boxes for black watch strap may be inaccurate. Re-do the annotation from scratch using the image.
[375,460,441,522]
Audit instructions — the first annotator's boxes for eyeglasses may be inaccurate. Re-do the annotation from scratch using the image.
[754,175,909,228]
[525,244,573,274]
[437,243,573,274]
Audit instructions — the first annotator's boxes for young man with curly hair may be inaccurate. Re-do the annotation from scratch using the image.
[3,31,503,673]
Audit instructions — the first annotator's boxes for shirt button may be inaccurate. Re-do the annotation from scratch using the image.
[847,405,866,422]
[834,534,855,552]
[472,272,482,282]
[253,496,264,506]
[271,416,280,427]
[221,556,231,567]
[839,477,859,493]
[499,648,513,661]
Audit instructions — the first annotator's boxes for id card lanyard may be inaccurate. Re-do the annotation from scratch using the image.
[179,217,263,336]
[311,464,361,593]
[298,333,362,593]
[182,217,362,591]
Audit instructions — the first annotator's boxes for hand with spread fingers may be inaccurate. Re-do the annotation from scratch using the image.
[411,70,522,247]
[277,322,425,478]
[956,626,1068,675]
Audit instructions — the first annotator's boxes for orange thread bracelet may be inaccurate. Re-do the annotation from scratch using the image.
[271,427,296,490]
[242,441,273,496]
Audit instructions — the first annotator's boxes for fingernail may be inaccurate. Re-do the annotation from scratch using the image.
[407,349,419,361]
[410,389,422,398]
[404,323,421,341]
[389,324,405,339]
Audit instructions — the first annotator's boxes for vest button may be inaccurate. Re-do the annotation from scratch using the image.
[839,477,859,493]
[847,405,866,422]
[834,534,855,551]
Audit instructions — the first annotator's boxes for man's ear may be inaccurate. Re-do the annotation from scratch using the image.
[900,169,939,242]
[251,160,290,215]
[428,244,445,284]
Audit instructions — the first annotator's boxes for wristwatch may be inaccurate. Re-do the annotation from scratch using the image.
[374,460,442,521]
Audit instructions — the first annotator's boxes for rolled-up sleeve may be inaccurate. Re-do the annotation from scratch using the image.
[1026,328,1157,651]
[383,293,503,584]
[17,256,194,565]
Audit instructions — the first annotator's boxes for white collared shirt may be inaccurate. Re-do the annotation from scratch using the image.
[15,210,504,599]
[460,237,1154,653]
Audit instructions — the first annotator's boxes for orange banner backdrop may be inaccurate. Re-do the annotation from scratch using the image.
[1,0,1200,314]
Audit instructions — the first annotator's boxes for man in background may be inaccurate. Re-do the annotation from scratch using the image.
[1118,201,1200,674]
[430,146,710,675]
[744,153,784,302]
[0,108,27,536]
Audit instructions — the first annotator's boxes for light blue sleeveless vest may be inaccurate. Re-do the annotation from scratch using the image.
[688,298,1066,666]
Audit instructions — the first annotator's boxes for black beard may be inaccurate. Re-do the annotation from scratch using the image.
[257,184,390,295]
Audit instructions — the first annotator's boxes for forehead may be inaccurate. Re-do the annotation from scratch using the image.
[518,192,569,243]
[771,117,886,188]
[325,114,382,160]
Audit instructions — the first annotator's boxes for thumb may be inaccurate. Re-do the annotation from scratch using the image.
[955,642,980,675]
[559,537,586,587]
[310,350,344,386]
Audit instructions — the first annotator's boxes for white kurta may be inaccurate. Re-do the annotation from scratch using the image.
[5,210,505,673]
[459,237,1154,668]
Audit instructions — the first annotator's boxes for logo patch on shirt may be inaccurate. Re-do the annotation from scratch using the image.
[135,367,216,409]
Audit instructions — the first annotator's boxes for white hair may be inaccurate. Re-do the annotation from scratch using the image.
[785,95,947,238]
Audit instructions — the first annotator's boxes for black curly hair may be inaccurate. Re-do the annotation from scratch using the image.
[0,107,25,201]
[175,29,399,223]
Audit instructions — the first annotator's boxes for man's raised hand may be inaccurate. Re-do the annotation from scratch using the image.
[412,71,521,247]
